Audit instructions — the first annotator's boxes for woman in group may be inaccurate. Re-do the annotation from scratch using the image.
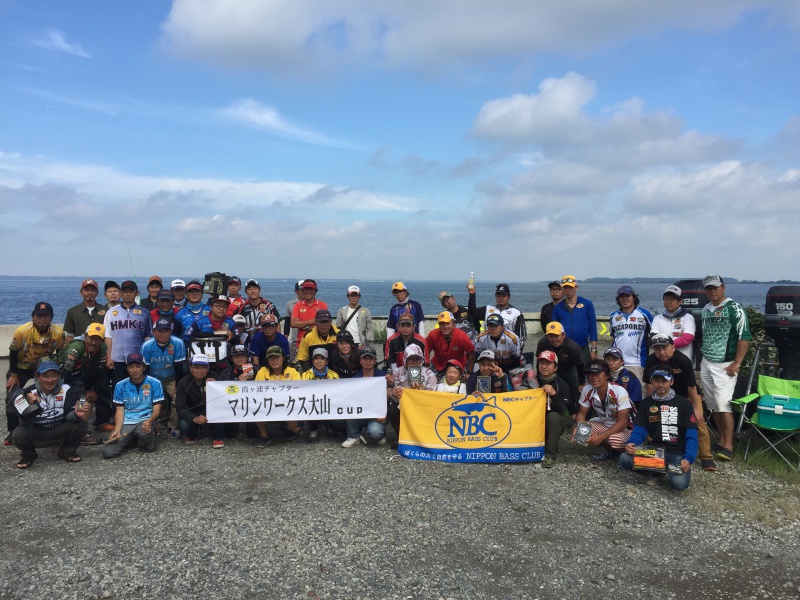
[255,345,302,441]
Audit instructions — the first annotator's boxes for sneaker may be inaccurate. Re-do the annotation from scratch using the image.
[3,433,12,446]
[592,449,619,462]
[169,428,181,439]
[341,437,361,448]
[184,438,197,445]
[254,436,271,448]
[212,439,225,449]
[541,456,556,469]
[376,436,388,446]
[701,458,718,472]
[715,447,733,462]
[308,429,319,440]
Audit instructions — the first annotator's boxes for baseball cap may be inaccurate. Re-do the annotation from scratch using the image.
[347,285,360,295]
[186,280,203,292]
[171,279,186,289]
[703,274,724,288]
[336,330,354,343]
[404,345,424,359]
[445,359,464,372]
[154,318,172,331]
[438,291,453,304]
[545,322,564,335]
[478,350,496,361]
[228,276,241,285]
[585,361,610,376]
[232,344,248,356]
[392,282,407,292]
[616,285,634,296]
[32,302,54,316]
[148,276,163,287]
[315,309,332,322]
[81,279,99,290]
[260,314,279,326]
[312,348,329,359]
[265,345,284,358]
[301,279,318,290]
[121,280,138,291]
[537,350,558,364]
[398,314,416,324]
[547,281,562,290]
[649,366,674,381]
[157,290,174,301]
[603,347,624,360]
[359,345,378,359]
[232,314,246,325]
[104,280,120,291]
[495,283,510,295]
[245,279,260,289]
[664,285,682,298]
[208,294,228,305]
[191,354,210,366]
[437,311,454,323]
[486,313,504,326]
[560,275,577,288]
[650,333,674,347]
[126,352,144,365]
[85,323,105,338]
[36,361,60,374]
[295,279,304,291]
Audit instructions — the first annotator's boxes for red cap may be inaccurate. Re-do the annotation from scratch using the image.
[538,350,558,364]
[81,279,98,290]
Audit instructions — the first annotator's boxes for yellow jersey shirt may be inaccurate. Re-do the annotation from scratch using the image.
[9,322,66,371]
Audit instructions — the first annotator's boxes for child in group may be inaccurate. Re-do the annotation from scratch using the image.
[466,350,511,395]
[435,359,467,394]
[301,348,340,439]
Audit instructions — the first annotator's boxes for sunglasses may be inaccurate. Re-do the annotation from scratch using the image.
[399,321,413,326]
[348,293,360,297]
[561,278,576,284]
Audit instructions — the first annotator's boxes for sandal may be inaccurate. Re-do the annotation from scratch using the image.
[16,459,34,469]
[56,451,82,463]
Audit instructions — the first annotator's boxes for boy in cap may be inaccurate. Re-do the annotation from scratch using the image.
[386,282,425,337]
[619,365,697,491]
[101,352,164,458]
[466,350,511,394]
[63,279,108,343]
[468,282,527,350]
[650,285,696,362]
[435,360,467,394]
[301,348,340,440]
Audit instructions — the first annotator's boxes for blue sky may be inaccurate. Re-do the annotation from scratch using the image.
[1,0,799,281]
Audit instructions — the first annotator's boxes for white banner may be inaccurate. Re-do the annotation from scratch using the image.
[206,378,387,422]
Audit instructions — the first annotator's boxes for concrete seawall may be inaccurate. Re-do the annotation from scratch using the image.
[0,313,613,358]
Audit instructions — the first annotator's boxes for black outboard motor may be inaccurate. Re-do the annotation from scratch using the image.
[203,272,229,296]
[765,286,800,380]
[674,279,705,370]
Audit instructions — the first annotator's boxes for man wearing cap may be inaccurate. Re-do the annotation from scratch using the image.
[468,283,527,350]
[149,289,182,337]
[296,309,339,372]
[342,346,392,448]
[466,350,511,394]
[290,279,329,348]
[426,311,476,378]
[250,314,290,367]
[385,313,428,372]
[104,280,121,308]
[539,282,564,332]
[60,323,114,434]
[535,321,586,418]
[644,333,716,471]
[609,285,652,381]
[175,280,211,342]
[335,286,373,347]
[171,279,187,309]
[7,361,90,468]
[236,279,280,335]
[388,345,438,444]
[620,365,697,491]
[225,276,247,318]
[535,350,570,468]
[141,318,187,436]
[175,354,235,447]
[101,352,164,459]
[103,280,152,389]
[221,345,267,446]
[63,279,108,343]
[186,295,236,371]
[5,302,66,444]
[603,347,643,405]
[699,275,751,462]
[552,275,598,363]
[651,285,696,362]
[474,313,523,375]
[386,282,426,337]
[439,291,478,344]
[140,276,164,311]
[575,359,633,461]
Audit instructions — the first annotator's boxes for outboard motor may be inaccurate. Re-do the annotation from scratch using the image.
[203,272,229,296]
[673,279,705,370]
[765,286,800,380]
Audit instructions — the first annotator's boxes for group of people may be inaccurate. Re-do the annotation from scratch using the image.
[5,273,752,491]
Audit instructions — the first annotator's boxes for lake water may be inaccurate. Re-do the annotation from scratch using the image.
[0,276,774,325]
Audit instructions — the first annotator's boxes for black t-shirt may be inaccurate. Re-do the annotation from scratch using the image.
[633,393,697,455]
[643,351,696,398]
[535,337,586,383]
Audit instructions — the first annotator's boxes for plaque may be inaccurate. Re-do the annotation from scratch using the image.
[573,421,592,446]
[407,365,422,387]
[476,376,491,394]
[633,446,667,472]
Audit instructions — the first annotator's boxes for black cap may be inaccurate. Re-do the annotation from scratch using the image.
[32,302,54,316]
[336,330,354,343]
[495,283,510,295]
[104,280,120,291]
[547,281,561,290]
[121,280,138,291]
[359,345,378,359]
[315,309,332,322]
[585,360,610,376]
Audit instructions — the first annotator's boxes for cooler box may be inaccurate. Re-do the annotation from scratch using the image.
[757,395,800,429]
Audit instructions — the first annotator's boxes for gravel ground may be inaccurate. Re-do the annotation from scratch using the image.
[2,422,799,600]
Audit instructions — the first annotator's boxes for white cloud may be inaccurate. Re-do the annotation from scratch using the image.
[33,29,90,58]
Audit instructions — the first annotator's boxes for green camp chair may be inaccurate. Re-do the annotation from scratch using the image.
[731,375,800,471]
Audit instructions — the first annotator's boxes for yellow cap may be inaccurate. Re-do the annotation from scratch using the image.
[545,322,564,335]
[392,282,407,292]
[85,323,106,338]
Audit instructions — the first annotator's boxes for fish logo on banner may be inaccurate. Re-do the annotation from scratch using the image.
[434,394,512,449]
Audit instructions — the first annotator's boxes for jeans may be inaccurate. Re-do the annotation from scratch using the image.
[100,421,156,459]
[618,451,692,491]
[346,418,386,440]
[178,418,238,440]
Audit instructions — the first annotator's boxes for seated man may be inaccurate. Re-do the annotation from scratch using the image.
[574,359,632,462]
[341,345,392,448]
[385,313,427,372]
[473,313,522,375]
[8,361,90,468]
[175,354,237,448]
[388,345,437,445]
[619,365,697,491]
[534,350,569,468]
[466,350,511,395]
[101,352,164,459]
[603,347,642,406]
[219,345,262,446]
[535,321,585,417]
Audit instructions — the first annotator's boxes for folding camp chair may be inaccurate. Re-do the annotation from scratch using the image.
[730,375,800,471]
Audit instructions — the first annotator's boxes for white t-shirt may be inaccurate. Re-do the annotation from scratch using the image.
[578,383,632,427]
[651,311,696,361]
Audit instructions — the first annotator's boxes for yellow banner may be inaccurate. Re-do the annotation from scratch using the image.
[399,388,546,463]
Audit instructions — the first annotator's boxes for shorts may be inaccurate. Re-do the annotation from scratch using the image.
[588,418,631,450]
[700,358,736,413]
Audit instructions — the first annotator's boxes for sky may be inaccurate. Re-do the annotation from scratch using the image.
[1,0,799,281]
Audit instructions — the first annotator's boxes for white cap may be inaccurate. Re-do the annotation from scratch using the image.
[312,348,329,359]
[664,285,682,297]
[232,315,246,324]
[478,350,496,361]
[171,279,186,289]
[348,285,360,294]
[404,345,424,359]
